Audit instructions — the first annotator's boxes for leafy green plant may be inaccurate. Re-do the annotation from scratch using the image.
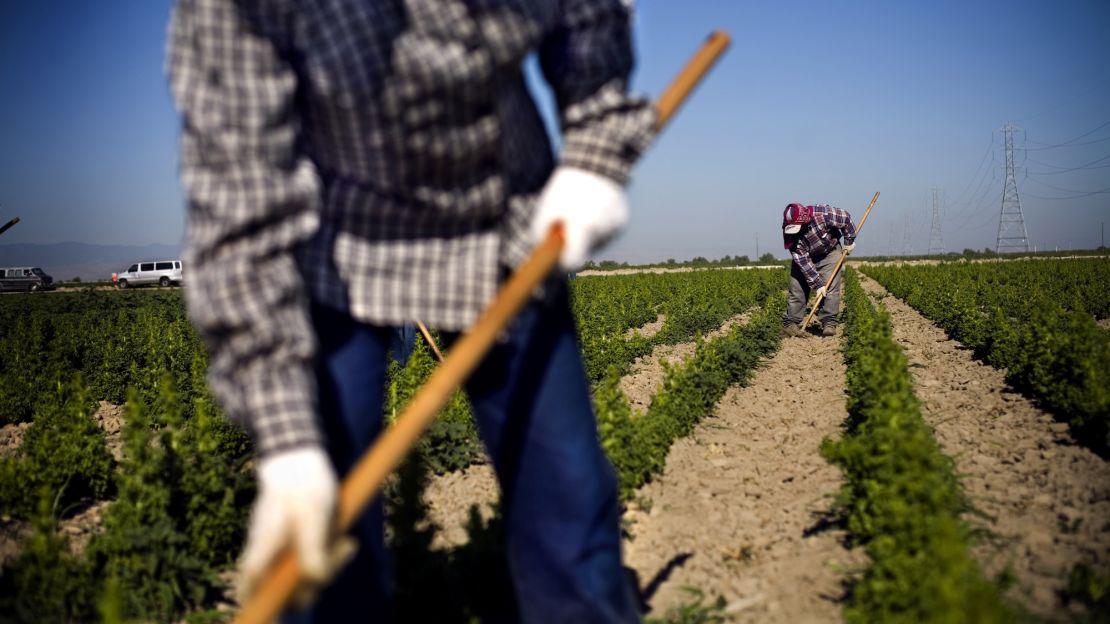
[0,496,97,623]
[86,385,213,620]
[0,377,114,519]
[823,270,1011,623]
[572,268,786,383]
[385,338,483,475]
[1063,563,1110,622]
[863,259,1110,455]
[87,378,252,621]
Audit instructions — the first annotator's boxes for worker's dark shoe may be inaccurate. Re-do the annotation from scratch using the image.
[821,324,838,337]
[781,324,807,338]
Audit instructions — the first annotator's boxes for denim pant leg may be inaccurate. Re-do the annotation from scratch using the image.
[462,281,640,624]
[283,304,394,624]
[784,263,811,325]
[389,323,417,367]
[816,249,843,326]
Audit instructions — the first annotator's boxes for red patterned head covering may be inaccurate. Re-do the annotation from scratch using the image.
[782,203,812,248]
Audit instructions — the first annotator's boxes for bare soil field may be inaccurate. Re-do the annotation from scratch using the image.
[426,278,1110,620]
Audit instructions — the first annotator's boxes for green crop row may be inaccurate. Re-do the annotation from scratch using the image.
[821,269,1011,623]
[0,290,203,425]
[1,376,253,622]
[595,291,784,500]
[862,259,1110,455]
[571,269,786,383]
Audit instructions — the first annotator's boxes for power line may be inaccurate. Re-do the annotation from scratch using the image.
[1025,134,1110,151]
[1025,119,1110,148]
[946,133,1002,225]
[949,166,999,231]
[1027,152,1110,174]
[948,136,995,208]
[1025,177,1110,196]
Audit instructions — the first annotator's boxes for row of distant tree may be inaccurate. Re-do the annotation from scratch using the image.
[583,246,1108,272]
[581,253,783,271]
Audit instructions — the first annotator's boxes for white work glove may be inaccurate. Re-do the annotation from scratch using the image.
[814,285,829,300]
[238,447,339,601]
[843,242,856,254]
[530,166,630,271]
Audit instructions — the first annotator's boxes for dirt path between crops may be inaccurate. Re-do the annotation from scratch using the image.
[424,311,750,550]
[620,312,751,413]
[621,328,862,622]
[858,273,1110,617]
[424,315,863,622]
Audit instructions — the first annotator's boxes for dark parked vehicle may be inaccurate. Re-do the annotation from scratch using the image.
[0,267,53,292]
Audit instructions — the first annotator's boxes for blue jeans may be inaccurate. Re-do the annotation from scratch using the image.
[389,323,417,367]
[287,281,639,623]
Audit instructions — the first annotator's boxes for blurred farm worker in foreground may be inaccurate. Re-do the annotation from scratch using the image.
[167,0,654,621]
[781,203,857,337]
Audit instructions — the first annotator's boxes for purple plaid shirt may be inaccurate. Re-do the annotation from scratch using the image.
[787,204,856,289]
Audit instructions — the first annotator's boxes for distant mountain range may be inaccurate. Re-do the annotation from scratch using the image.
[0,242,182,282]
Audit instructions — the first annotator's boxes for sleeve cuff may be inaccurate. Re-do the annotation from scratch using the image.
[559,82,656,186]
[241,364,324,457]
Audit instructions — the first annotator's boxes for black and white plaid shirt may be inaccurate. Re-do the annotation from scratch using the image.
[167,0,654,455]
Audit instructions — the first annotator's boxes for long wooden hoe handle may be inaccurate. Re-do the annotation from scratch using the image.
[235,30,731,624]
[415,320,445,363]
[801,191,880,329]
[655,30,731,131]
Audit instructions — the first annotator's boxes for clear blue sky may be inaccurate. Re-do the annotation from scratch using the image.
[1,1,1108,261]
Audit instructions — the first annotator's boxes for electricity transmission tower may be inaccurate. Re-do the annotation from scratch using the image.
[996,123,1029,253]
[901,212,913,256]
[928,188,945,255]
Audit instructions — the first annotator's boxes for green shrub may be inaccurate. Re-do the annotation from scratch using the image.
[0,378,114,519]
[0,497,97,623]
[385,337,483,475]
[1063,563,1110,621]
[87,379,252,621]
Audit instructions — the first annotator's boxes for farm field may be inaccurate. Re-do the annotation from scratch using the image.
[1,259,1108,622]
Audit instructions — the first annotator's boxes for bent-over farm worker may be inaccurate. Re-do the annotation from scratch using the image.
[167,0,653,620]
[781,203,857,337]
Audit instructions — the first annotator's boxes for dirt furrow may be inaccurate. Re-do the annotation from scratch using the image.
[623,330,862,621]
[620,312,750,412]
[424,311,753,552]
[857,273,1110,616]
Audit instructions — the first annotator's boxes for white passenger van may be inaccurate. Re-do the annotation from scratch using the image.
[115,260,183,288]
